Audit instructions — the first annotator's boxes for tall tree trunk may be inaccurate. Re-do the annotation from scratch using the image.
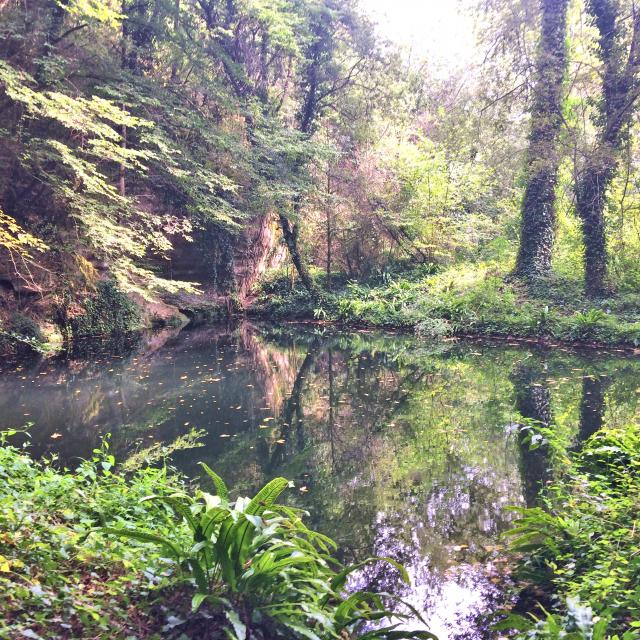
[278,211,316,294]
[326,170,332,290]
[575,161,612,295]
[575,1,640,296]
[515,0,569,279]
[274,21,324,294]
[119,111,127,197]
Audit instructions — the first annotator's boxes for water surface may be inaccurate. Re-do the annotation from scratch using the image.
[1,323,638,638]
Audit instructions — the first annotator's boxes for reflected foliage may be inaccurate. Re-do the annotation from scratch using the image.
[2,325,640,637]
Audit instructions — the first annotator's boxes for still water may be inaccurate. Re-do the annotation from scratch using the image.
[1,323,639,638]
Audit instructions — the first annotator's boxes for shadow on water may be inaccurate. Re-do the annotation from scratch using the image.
[0,323,638,638]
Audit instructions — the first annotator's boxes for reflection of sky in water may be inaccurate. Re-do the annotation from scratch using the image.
[1,323,639,635]
[350,465,520,639]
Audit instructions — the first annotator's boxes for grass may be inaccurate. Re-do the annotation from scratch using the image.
[250,263,640,348]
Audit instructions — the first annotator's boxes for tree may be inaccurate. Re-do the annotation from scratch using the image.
[514,0,569,280]
[575,0,640,296]
[279,0,379,293]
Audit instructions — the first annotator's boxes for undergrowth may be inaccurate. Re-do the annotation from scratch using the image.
[503,424,640,639]
[251,264,640,347]
[0,431,433,640]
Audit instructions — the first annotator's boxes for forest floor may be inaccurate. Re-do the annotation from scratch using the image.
[250,263,640,351]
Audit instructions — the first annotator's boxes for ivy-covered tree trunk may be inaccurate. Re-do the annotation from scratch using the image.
[575,162,612,295]
[577,375,610,444]
[514,0,568,280]
[575,1,640,296]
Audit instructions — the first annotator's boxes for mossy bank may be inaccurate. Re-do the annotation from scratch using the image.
[250,264,640,351]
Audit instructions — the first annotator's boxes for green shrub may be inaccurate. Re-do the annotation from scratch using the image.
[71,280,141,338]
[106,465,432,640]
[414,317,452,339]
[0,313,46,355]
[0,434,188,638]
[1,435,432,640]
[10,313,44,342]
[504,425,640,638]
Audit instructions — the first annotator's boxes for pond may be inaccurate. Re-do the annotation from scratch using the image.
[1,323,639,639]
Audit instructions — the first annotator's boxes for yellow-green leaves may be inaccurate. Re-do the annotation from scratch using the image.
[0,209,48,257]
[65,0,123,26]
[0,62,151,140]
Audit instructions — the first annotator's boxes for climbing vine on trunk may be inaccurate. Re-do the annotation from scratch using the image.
[515,0,569,280]
[575,0,640,296]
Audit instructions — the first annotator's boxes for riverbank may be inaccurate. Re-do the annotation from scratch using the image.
[0,432,425,640]
[4,263,640,362]
[250,264,640,351]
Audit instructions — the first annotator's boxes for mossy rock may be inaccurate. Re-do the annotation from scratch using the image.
[71,281,142,338]
[0,313,47,357]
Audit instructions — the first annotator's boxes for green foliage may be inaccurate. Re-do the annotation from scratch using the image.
[70,280,141,338]
[253,270,322,319]
[9,313,44,343]
[0,433,190,638]
[503,425,640,638]
[0,60,199,296]
[0,208,48,257]
[0,314,47,356]
[497,599,636,640]
[253,263,640,347]
[105,464,431,639]
[0,434,432,640]
[375,134,510,264]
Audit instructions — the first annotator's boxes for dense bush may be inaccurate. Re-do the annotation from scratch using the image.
[0,434,186,638]
[0,313,47,356]
[503,425,640,639]
[0,433,432,640]
[70,280,142,338]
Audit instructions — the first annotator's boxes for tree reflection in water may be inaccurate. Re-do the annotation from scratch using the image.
[0,325,638,638]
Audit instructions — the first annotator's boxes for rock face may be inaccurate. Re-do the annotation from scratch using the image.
[127,293,189,329]
[160,211,286,313]
[0,211,285,353]
[232,212,286,304]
